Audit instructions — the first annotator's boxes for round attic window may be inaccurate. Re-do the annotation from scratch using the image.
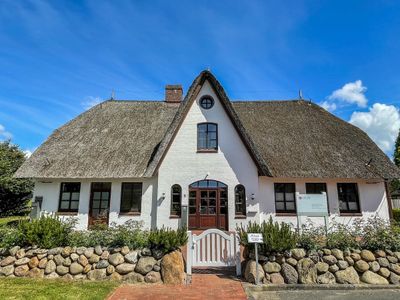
[200,96,214,109]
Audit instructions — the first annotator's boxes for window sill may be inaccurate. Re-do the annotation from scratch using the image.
[339,212,362,217]
[119,212,141,216]
[169,215,181,219]
[197,150,218,153]
[275,212,297,216]
[234,215,247,219]
[56,211,78,216]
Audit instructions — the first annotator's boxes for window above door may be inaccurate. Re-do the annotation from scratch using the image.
[197,122,218,152]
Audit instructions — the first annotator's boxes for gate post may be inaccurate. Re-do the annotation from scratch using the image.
[235,233,242,277]
[186,231,192,276]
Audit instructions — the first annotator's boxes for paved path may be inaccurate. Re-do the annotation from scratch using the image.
[108,274,247,300]
[246,288,400,300]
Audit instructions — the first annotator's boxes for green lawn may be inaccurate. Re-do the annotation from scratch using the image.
[0,278,119,300]
[0,216,27,226]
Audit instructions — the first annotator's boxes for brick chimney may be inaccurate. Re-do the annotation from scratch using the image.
[165,85,183,103]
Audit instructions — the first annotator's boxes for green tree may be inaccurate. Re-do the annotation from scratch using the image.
[0,141,33,216]
[394,129,400,167]
[391,130,400,194]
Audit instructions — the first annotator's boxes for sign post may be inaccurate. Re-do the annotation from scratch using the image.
[247,233,263,285]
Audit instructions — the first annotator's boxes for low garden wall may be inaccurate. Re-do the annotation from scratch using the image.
[0,245,186,284]
[244,248,400,285]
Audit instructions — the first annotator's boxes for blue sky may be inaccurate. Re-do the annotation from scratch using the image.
[1,0,400,157]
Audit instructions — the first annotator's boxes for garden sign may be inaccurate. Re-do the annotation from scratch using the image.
[295,192,329,233]
[247,233,263,285]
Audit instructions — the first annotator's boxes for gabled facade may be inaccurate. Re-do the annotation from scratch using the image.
[16,71,400,230]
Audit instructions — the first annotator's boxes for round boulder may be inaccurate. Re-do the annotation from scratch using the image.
[354,260,369,272]
[297,258,317,284]
[28,257,39,269]
[135,256,157,275]
[97,260,109,269]
[316,262,329,274]
[116,263,135,275]
[244,260,264,284]
[378,267,391,278]
[360,250,375,262]
[322,255,337,265]
[361,270,389,285]
[331,249,344,260]
[14,265,29,277]
[377,257,390,268]
[369,261,380,273]
[291,248,306,260]
[144,271,162,283]
[270,272,284,284]
[281,263,298,284]
[263,262,281,274]
[160,250,185,284]
[335,266,360,284]
[109,253,124,266]
[124,251,138,264]
[317,271,336,284]
[70,262,84,275]
[44,260,56,274]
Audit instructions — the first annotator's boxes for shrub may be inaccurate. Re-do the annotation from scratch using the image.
[297,220,326,250]
[237,217,297,254]
[148,227,188,254]
[18,216,74,248]
[110,220,149,249]
[67,229,115,248]
[325,219,360,250]
[0,226,23,248]
[68,220,148,248]
[357,217,400,251]
[393,208,400,222]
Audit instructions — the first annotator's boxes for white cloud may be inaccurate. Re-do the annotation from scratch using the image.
[0,124,12,140]
[329,80,368,107]
[82,96,102,110]
[319,101,337,112]
[349,103,400,153]
[23,150,32,158]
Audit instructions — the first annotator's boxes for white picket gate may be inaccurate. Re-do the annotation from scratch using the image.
[186,229,241,276]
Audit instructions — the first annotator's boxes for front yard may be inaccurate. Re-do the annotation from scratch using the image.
[0,278,119,300]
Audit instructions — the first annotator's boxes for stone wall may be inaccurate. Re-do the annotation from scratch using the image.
[244,248,400,285]
[0,246,185,284]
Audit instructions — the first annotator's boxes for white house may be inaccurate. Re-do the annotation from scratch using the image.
[16,71,400,231]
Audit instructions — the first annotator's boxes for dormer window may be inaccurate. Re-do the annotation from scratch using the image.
[200,96,214,109]
[197,123,218,151]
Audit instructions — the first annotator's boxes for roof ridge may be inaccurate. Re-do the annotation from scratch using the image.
[106,99,165,103]
[232,99,305,103]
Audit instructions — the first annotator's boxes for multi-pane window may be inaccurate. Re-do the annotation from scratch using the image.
[171,184,182,216]
[197,123,218,151]
[120,183,142,213]
[200,96,214,109]
[59,182,81,212]
[306,183,327,194]
[274,183,296,213]
[337,183,360,213]
[235,185,246,216]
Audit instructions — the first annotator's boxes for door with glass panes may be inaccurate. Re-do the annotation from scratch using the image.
[89,182,111,227]
[188,180,228,230]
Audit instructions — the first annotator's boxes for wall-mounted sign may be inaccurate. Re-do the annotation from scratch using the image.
[296,192,328,217]
[247,233,263,244]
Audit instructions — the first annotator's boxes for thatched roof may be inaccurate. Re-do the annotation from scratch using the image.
[232,100,400,179]
[16,70,400,180]
[15,101,179,178]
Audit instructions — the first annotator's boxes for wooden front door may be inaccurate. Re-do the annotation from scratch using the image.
[189,186,228,230]
[89,182,111,227]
